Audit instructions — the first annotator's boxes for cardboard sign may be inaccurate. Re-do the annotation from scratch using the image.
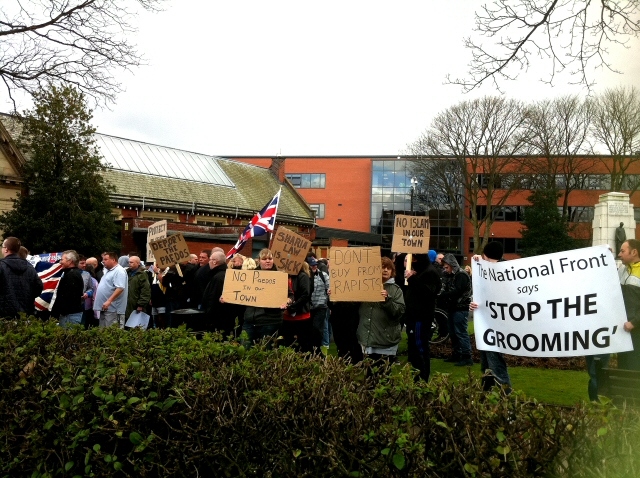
[329,246,384,302]
[148,233,190,268]
[473,245,633,357]
[221,269,289,308]
[391,214,430,254]
[146,220,167,262]
[271,226,310,275]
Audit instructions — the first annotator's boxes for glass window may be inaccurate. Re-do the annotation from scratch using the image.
[286,174,301,187]
[372,171,384,187]
[383,160,395,171]
[301,175,311,188]
[373,160,384,171]
[309,204,325,219]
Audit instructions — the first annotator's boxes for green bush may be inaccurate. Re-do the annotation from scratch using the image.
[0,318,638,477]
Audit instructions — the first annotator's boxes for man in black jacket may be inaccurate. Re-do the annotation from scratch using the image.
[0,237,43,319]
[50,250,84,327]
[439,254,473,366]
[201,250,235,336]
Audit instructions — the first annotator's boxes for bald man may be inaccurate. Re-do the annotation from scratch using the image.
[125,256,151,321]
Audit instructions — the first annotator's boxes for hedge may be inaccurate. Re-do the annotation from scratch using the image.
[1,318,638,477]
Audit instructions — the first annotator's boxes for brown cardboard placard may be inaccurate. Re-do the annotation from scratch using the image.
[221,269,289,308]
[329,246,384,302]
[271,226,310,275]
[148,233,190,268]
[146,220,167,262]
[391,214,431,254]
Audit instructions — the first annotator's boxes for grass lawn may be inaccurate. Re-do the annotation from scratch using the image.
[328,321,591,407]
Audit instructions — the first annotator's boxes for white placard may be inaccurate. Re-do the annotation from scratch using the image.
[125,311,150,329]
[472,245,634,357]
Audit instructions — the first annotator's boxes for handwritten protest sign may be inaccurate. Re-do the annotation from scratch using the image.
[221,269,288,308]
[329,246,383,302]
[271,227,310,275]
[146,220,167,262]
[472,245,633,357]
[148,233,190,268]
[391,214,430,254]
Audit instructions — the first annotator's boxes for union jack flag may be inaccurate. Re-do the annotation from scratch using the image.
[226,189,281,259]
[34,260,64,311]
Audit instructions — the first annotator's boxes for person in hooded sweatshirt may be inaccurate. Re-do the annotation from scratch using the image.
[404,253,442,381]
[439,253,473,366]
[0,237,43,319]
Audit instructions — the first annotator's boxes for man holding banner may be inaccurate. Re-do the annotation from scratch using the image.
[618,239,640,371]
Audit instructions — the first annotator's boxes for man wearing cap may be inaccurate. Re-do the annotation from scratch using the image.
[308,256,330,350]
[470,242,512,392]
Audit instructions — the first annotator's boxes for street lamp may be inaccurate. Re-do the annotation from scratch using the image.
[410,176,418,213]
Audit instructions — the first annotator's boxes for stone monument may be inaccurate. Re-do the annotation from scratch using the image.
[592,192,636,254]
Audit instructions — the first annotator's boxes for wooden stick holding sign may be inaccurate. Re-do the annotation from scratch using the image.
[329,246,384,302]
[221,269,288,308]
[148,233,191,269]
[271,226,311,275]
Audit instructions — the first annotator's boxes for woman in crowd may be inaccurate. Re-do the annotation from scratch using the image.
[240,249,292,348]
[357,256,405,364]
[281,261,313,352]
[404,253,442,381]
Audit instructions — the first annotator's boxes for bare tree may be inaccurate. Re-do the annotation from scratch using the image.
[407,96,528,254]
[448,1,640,92]
[0,0,164,107]
[591,85,640,192]
[521,95,597,218]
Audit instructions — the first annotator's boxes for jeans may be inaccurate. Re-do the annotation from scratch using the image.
[480,351,511,388]
[311,307,328,347]
[241,322,279,349]
[407,321,434,381]
[450,310,471,356]
[586,354,610,401]
[58,312,83,328]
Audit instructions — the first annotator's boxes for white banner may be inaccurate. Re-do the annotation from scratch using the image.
[472,245,634,357]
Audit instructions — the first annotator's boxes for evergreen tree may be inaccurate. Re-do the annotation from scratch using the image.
[0,85,118,254]
[519,187,577,257]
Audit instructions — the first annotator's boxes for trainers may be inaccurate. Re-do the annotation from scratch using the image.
[454,357,474,367]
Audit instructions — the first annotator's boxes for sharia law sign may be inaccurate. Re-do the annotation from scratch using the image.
[472,246,633,358]
[146,220,167,262]
[329,246,383,302]
[221,269,288,308]
[391,214,430,254]
[148,233,190,268]
[271,226,310,275]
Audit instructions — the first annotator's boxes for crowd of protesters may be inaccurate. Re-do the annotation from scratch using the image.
[1,234,639,393]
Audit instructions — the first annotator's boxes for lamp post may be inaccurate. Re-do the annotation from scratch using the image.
[410,176,418,213]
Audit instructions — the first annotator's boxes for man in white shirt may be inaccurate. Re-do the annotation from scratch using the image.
[94,251,128,328]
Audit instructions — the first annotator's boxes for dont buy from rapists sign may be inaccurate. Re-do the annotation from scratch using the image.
[329,246,383,302]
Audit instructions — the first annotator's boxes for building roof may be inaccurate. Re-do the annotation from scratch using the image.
[96,134,234,187]
[0,114,315,226]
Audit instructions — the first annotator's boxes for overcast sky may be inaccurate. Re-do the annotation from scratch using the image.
[6,1,640,156]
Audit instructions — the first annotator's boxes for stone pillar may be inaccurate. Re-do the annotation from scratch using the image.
[592,192,636,253]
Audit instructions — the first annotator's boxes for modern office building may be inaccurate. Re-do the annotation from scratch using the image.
[231,156,640,263]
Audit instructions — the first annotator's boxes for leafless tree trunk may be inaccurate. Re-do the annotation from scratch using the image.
[590,85,640,192]
[0,0,164,108]
[521,95,596,218]
[407,96,528,254]
[447,1,640,92]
